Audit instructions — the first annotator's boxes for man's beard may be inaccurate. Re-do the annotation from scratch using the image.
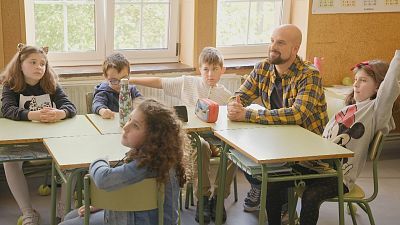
[269,50,290,65]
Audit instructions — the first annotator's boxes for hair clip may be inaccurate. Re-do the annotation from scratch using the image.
[17,43,25,53]
[351,61,372,71]
[42,46,49,54]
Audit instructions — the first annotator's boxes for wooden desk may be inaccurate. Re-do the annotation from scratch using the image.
[0,115,102,225]
[214,127,354,225]
[44,134,129,170]
[85,114,122,135]
[44,134,129,225]
[86,112,212,134]
[85,108,266,225]
[0,115,99,144]
[188,106,268,131]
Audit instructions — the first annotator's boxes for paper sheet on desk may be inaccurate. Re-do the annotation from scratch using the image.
[246,104,266,110]
[229,149,291,174]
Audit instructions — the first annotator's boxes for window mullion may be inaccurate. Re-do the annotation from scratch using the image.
[63,2,68,52]
[246,0,252,45]
[140,1,144,49]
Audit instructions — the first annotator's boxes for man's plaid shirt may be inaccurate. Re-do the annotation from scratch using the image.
[234,56,328,135]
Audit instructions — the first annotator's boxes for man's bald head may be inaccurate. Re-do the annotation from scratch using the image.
[268,24,303,66]
[273,24,302,48]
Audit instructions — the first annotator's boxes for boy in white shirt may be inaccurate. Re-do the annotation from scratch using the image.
[130,47,235,223]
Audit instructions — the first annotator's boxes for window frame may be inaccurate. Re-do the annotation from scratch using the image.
[216,0,292,59]
[24,0,105,66]
[24,0,179,66]
[105,0,179,64]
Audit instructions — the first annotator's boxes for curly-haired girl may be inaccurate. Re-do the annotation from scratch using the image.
[61,99,186,225]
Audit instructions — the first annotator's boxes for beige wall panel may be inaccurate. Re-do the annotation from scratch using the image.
[0,1,4,69]
[180,0,196,67]
[1,0,25,67]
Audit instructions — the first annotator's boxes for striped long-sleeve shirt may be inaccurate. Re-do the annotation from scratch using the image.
[234,56,328,135]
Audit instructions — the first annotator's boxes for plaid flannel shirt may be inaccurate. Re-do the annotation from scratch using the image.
[233,56,328,135]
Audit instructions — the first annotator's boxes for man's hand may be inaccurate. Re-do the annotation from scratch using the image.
[227,96,246,121]
[99,108,115,119]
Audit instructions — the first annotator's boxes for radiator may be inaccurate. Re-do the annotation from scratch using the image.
[60,74,242,115]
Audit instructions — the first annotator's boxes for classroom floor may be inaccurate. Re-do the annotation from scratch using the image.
[1,142,399,225]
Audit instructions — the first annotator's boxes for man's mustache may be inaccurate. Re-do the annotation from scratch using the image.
[270,50,280,54]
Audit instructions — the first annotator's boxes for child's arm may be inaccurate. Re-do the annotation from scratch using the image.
[98,108,114,119]
[129,85,143,98]
[92,89,114,118]
[1,85,30,120]
[129,77,162,89]
[374,50,400,132]
[52,85,77,119]
[89,159,154,191]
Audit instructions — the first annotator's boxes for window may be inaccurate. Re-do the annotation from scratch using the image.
[24,0,179,66]
[216,0,291,59]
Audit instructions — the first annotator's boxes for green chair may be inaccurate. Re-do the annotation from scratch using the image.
[84,175,165,225]
[323,130,385,225]
[85,92,94,114]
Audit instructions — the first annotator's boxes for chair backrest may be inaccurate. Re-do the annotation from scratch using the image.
[368,130,384,161]
[367,130,385,202]
[85,92,94,114]
[84,175,164,224]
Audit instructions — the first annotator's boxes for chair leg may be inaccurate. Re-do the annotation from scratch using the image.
[288,188,298,225]
[179,189,183,211]
[347,202,358,225]
[233,174,238,202]
[190,183,194,206]
[363,203,375,225]
[185,183,191,209]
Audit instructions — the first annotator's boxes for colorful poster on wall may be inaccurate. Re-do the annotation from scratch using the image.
[312,0,400,14]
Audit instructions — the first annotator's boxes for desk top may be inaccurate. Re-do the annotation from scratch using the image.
[211,106,268,131]
[86,106,271,134]
[0,115,99,144]
[86,113,213,133]
[44,134,129,170]
[187,106,268,132]
[214,126,354,164]
[86,114,123,134]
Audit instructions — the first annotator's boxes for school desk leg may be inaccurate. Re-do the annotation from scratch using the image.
[334,159,345,225]
[50,161,57,225]
[65,168,86,214]
[259,165,269,225]
[215,142,229,225]
[192,132,204,225]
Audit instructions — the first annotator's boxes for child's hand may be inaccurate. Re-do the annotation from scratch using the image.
[27,110,42,122]
[77,205,101,217]
[99,108,115,119]
[39,107,66,122]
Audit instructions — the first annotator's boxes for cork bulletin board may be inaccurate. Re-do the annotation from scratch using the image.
[312,0,400,14]
[306,2,400,86]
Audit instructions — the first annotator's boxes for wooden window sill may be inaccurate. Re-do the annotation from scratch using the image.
[54,62,195,78]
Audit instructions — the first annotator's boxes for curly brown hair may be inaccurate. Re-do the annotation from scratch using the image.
[125,99,186,187]
[1,44,58,94]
